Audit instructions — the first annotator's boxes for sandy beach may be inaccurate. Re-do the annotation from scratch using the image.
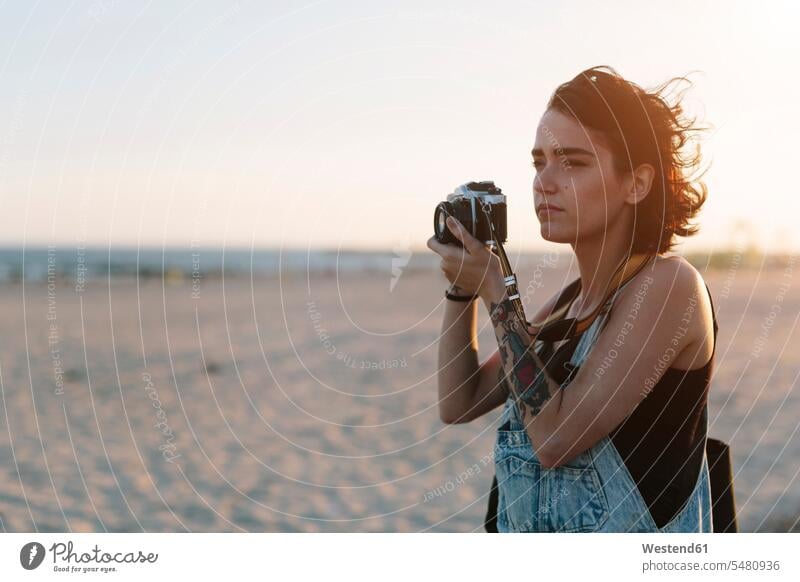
[0,257,798,532]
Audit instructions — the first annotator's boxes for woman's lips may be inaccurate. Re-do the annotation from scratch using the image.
[537,205,564,215]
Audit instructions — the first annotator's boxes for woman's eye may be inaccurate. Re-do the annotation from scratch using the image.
[531,159,585,170]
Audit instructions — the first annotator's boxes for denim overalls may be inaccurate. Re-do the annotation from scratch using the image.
[494,282,714,533]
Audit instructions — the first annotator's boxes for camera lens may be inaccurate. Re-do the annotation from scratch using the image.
[437,209,447,236]
[434,202,459,245]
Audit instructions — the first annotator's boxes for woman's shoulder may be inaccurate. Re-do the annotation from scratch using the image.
[618,253,715,371]
[639,254,708,298]
[619,254,711,327]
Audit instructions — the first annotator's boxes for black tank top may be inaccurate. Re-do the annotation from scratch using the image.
[533,281,718,528]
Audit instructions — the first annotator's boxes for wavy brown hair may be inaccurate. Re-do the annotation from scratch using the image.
[546,65,710,254]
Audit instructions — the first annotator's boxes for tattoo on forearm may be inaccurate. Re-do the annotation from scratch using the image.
[497,364,507,391]
[489,296,557,418]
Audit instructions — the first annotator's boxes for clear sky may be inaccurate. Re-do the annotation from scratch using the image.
[1,0,798,253]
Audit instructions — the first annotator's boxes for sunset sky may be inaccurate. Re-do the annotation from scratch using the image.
[1,0,798,253]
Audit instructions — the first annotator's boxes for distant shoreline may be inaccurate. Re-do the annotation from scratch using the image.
[0,246,792,284]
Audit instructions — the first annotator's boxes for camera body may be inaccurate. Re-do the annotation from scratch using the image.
[433,181,507,248]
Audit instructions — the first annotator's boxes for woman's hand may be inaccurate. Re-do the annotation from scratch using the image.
[426,216,505,300]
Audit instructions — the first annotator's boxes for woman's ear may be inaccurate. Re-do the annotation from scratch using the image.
[625,163,656,204]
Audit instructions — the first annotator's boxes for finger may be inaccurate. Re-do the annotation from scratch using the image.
[446,216,485,255]
[427,236,455,259]
[440,260,453,281]
[446,216,463,243]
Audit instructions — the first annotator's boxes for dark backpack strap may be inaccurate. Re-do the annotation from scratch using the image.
[484,474,499,533]
[706,436,738,532]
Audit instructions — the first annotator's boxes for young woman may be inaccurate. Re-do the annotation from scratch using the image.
[426,66,717,532]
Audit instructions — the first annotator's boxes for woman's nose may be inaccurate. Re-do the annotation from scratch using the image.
[533,169,557,196]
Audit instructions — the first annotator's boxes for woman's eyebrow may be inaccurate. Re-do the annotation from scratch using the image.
[531,146,595,157]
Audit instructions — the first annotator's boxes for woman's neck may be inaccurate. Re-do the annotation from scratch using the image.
[570,224,639,317]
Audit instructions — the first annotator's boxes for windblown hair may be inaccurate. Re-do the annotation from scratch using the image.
[546,66,710,254]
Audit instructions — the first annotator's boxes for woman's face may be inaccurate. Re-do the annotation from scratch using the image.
[531,108,632,245]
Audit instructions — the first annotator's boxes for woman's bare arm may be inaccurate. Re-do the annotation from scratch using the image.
[435,298,479,423]
[442,349,509,424]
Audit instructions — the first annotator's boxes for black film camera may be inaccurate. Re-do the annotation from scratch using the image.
[433,181,507,248]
